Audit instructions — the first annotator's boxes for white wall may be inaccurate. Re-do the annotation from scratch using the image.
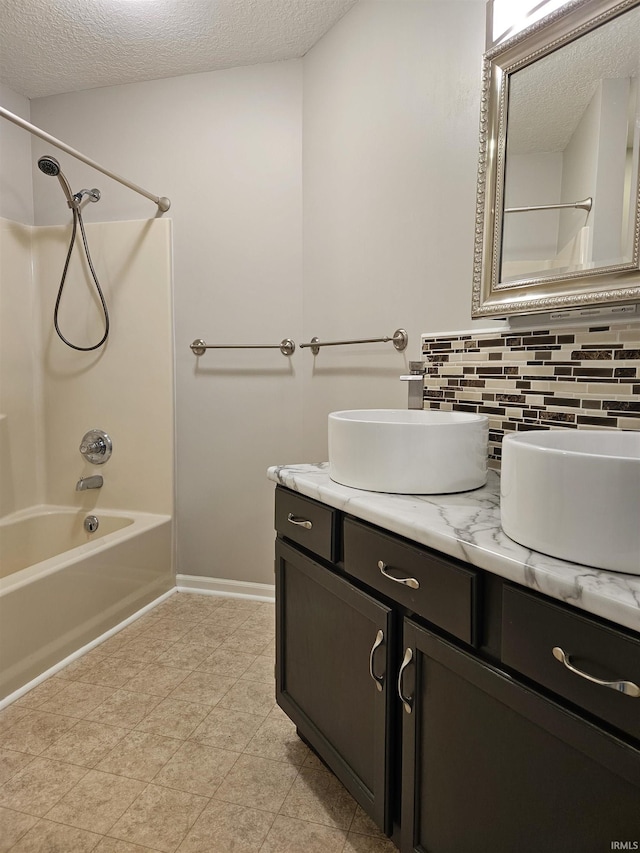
[502,152,563,266]
[560,78,631,265]
[559,86,600,255]
[30,61,304,584]
[590,78,630,265]
[301,0,487,458]
[16,1,488,586]
[0,83,34,225]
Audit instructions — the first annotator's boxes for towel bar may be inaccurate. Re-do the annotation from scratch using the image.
[190,338,295,356]
[300,329,408,356]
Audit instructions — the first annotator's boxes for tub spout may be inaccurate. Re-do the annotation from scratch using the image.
[76,475,103,491]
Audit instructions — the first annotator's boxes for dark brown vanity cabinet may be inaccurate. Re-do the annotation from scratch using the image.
[275,537,395,831]
[400,619,640,853]
[274,486,640,852]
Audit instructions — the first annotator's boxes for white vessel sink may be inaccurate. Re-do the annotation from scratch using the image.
[501,429,640,574]
[328,409,488,494]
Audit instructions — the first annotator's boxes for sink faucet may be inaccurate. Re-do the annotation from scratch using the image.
[76,475,103,491]
[400,361,426,410]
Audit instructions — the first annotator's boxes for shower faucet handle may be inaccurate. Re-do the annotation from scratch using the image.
[80,438,104,454]
[79,429,112,464]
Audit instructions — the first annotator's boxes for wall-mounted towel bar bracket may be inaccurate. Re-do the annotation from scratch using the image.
[301,328,408,356]
[190,338,296,356]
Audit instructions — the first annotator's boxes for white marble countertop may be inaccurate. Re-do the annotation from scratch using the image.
[268,463,640,634]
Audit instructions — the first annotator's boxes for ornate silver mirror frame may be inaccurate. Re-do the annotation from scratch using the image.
[472,0,640,318]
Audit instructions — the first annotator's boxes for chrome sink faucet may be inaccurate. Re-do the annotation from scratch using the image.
[76,475,103,491]
[400,361,426,410]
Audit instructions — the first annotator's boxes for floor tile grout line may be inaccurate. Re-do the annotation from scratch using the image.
[1,596,297,853]
[102,777,213,850]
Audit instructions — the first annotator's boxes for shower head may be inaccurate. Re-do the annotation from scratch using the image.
[37,155,61,177]
[37,154,77,209]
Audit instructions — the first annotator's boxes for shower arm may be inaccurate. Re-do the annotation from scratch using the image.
[0,105,171,213]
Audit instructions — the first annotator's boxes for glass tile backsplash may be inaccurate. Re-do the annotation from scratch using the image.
[421,323,640,469]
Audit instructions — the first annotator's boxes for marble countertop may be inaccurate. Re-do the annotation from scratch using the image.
[267,463,640,634]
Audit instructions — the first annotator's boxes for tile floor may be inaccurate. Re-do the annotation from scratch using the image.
[0,593,397,853]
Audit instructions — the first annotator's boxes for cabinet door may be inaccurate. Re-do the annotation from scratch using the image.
[276,538,394,833]
[400,618,640,853]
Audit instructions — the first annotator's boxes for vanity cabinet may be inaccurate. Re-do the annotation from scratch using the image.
[275,535,396,830]
[400,618,640,853]
[274,485,640,852]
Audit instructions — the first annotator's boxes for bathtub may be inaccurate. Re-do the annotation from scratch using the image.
[0,506,173,698]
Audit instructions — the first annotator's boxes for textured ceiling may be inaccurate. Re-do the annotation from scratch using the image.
[507,6,640,154]
[0,0,359,99]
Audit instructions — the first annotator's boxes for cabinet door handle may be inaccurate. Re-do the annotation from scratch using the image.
[378,560,419,590]
[398,647,414,714]
[552,647,640,698]
[369,629,385,692]
[287,513,313,530]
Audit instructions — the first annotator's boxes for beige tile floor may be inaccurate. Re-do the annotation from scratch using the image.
[0,593,397,853]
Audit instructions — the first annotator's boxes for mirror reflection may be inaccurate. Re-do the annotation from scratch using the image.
[500,5,640,284]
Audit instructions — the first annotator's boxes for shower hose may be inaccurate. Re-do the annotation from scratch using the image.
[54,204,109,351]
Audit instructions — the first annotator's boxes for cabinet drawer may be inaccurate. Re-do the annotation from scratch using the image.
[275,487,338,563]
[343,517,478,644]
[502,585,640,741]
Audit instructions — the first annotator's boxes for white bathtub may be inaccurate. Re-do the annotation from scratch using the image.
[0,506,173,698]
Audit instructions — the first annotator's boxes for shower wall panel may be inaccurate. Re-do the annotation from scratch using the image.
[0,218,44,516]
[33,217,174,515]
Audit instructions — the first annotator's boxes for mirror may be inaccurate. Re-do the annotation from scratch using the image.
[472,0,640,318]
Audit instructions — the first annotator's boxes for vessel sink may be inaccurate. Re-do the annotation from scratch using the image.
[500,429,640,574]
[328,409,488,494]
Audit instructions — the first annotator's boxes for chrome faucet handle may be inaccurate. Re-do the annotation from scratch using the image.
[400,362,426,380]
[80,438,104,454]
[79,429,112,464]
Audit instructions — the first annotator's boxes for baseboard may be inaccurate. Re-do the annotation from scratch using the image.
[175,574,275,602]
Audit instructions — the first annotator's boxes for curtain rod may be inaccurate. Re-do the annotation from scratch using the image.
[504,197,592,214]
[0,105,171,212]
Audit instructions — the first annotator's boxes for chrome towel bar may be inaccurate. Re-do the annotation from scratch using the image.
[190,338,295,356]
[300,328,408,355]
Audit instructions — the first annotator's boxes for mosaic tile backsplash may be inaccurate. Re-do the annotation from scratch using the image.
[421,322,640,469]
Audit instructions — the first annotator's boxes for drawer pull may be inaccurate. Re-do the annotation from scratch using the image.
[552,647,640,698]
[398,647,414,714]
[287,513,313,530]
[378,560,419,590]
[369,629,385,692]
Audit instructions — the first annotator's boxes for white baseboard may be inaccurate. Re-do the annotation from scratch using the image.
[176,574,275,602]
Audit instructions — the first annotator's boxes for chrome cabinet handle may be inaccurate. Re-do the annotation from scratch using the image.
[287,513,312,530]
[378,560,419,590]
[369,629,385,692]
[552,647,640,698]
[398,647,414,714]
